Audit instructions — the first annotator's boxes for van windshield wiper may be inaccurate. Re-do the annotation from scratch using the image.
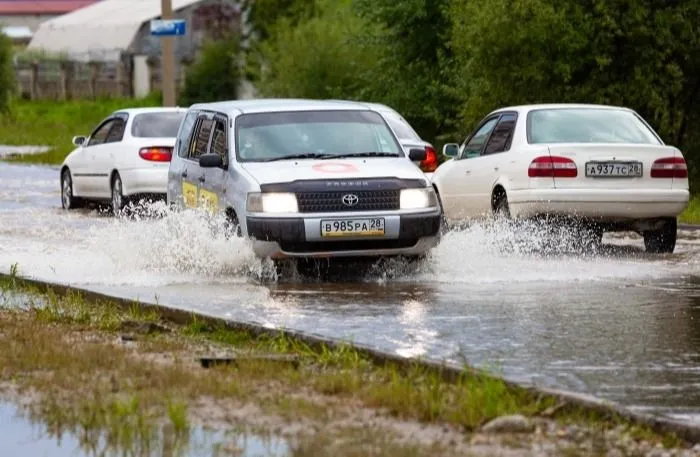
[260,153,337,162]
[327,152,401,158]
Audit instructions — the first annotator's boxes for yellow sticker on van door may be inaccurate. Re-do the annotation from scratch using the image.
[198,189,219,213]
[182,181,197,208]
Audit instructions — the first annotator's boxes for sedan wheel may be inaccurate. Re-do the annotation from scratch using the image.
[111,174,126,216]
[61,169,83,210]
[643,218,677,254]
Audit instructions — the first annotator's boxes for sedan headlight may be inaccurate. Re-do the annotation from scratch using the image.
[247,192,298,213]
[400,187,438,210]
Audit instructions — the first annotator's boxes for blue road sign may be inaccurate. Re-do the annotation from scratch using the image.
[150,19,186,36]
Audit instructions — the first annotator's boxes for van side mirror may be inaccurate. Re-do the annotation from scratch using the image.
[408,148,427,161]
[442,143,459,157]
[199,153,223,168]
[72,136,86,146]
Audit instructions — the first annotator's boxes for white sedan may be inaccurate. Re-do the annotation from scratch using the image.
[60,107,186,215]
[431,103,690,253]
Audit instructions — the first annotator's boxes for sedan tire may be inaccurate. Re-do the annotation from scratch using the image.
[643,217,677,254]
[60,168,84,210]
[111,173,127,216]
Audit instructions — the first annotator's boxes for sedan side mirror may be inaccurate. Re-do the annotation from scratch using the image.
[408,148,427,161]
[442,143,459,157]
[199,153,223,168]
[72,136,86,146]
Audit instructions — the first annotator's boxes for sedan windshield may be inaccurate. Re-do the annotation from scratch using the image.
[527,108,661,144]
[235,110,403,162]
[131,112,185,138]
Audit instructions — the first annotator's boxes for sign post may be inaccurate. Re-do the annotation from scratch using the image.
[155,0,179,107]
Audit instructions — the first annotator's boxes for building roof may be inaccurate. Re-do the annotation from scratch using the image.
[2,25,33,40]
[0,1,97,15]
[28,0,202,61]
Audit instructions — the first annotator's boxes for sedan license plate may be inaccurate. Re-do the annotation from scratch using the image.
[585,161,642,178]
[321,218,385,237]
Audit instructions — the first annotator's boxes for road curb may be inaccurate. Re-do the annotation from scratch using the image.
[3,273,700,443]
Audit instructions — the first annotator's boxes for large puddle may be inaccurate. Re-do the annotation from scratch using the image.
[1,162,700,421]
[0,401,290,457]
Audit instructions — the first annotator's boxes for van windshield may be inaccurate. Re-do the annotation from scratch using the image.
[527,108,661,144]
[235,110,403,162]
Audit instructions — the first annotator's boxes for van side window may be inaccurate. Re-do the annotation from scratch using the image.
[177,111,198,158]
[210,117,228,168]
[191,117,214,160]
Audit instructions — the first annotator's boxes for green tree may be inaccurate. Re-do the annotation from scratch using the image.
[254,0,381,100]
[179,35,241,106]
[352,0,458,144]
[0,31,15,112]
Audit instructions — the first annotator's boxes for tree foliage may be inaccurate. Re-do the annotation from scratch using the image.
[0,32,14,113]
[352,0,458,143]
[254,0,381,100]
[179,35,241,106]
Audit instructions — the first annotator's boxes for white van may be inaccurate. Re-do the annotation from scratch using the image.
[167,99,442,260]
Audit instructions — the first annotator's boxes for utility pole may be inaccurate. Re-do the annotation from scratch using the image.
[160,0,175,106]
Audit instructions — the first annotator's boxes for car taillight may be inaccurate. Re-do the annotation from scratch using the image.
[528,156,577,178]
[139,147,172,162]
[420,146,438,172]
[650,157,688,178]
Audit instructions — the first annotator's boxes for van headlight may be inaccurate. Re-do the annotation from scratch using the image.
[247,192,298,213]
[400,188,438,210]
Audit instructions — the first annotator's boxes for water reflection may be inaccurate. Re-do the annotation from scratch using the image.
[0,402,289,457]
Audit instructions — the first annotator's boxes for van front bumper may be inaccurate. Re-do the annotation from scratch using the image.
[245,210,441,259]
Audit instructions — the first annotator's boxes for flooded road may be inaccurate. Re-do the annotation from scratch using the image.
[1,162,700,422]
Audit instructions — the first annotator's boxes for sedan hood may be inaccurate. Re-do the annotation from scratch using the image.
[240,158,429,186]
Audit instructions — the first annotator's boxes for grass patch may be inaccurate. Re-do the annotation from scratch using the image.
[680,195,700,224]
[0,272,690,455]
[0,95,162,165]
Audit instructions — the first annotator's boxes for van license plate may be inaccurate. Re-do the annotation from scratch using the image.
[585,161,642,177]
[321,218,385,237]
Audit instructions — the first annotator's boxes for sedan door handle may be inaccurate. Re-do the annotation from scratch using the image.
[465,170,471,174]
[494,167,499,171]
[181,170,188,178]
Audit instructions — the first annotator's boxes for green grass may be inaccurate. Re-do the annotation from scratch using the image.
[0,95,162,165]
[680,195,700,224]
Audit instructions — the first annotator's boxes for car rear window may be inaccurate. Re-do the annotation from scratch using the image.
[527,108,661,144]
[382,112,421,141]
[131,112,185,138]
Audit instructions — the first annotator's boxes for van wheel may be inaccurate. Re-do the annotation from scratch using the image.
[224,209,242,238]
[644,218,677,254]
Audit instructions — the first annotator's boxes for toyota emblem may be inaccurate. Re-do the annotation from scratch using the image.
[341,194,359,206]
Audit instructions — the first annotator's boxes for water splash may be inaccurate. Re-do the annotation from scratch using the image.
[0,196,686,287]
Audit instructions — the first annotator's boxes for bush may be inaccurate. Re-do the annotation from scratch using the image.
[179,35,241,106]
